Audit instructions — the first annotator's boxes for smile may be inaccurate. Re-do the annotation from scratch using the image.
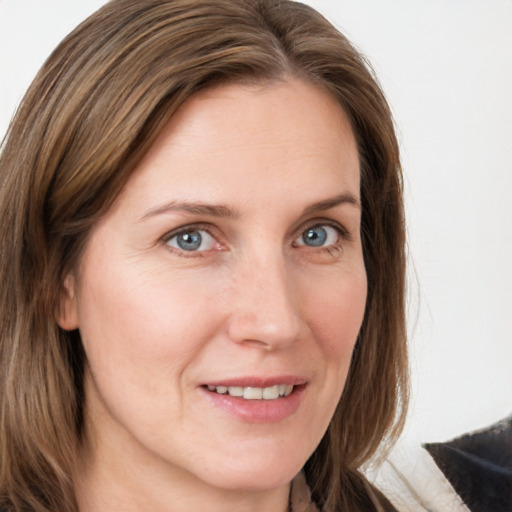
[206,384,294,400]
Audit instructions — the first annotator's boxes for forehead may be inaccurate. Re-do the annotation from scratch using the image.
[106,78,360,221]
[161,78,355,155]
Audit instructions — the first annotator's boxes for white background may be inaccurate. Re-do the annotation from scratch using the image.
[1,0,511,444]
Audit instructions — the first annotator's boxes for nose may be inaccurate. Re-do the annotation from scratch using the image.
[226,251,304,351]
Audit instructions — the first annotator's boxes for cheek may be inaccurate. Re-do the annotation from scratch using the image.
[76,259,223,384]
[293,266,367,442]
[303,267,367,359]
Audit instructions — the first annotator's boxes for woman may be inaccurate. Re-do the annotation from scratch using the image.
[0,1,407,511]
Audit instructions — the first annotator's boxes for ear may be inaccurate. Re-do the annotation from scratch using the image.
[56,274,79,331]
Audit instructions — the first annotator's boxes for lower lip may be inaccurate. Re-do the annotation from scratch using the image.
[201,385,306,423]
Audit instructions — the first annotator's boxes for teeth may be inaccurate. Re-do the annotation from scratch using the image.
[228,386,243,397]
[262,385,279,400]
[207,384,295,400]
[244,387,263,400]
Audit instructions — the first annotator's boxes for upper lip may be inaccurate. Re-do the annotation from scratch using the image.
[202,376,308,388]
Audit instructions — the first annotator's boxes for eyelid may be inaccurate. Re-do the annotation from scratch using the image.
[293,219,352,246]
[161,222,224,256]
[161,222,212,242]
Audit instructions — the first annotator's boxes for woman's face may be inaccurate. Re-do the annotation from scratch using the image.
[60,79,367,493]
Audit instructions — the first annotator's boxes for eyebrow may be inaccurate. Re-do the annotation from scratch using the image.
[301,193,361,216]
[140,201,240,221]
[140,192,360,222]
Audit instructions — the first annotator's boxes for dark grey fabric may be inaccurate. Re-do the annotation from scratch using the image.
[425,415,512,512]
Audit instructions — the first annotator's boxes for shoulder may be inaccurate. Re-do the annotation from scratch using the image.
[366,438,470,511]
[424,415,512,512]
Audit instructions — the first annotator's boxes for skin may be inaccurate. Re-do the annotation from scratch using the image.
[59,78,367,512]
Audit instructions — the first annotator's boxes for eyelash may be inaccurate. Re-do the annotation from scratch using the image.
[294,221,351,256]
[161,220,351,258]
[161,223,219,258]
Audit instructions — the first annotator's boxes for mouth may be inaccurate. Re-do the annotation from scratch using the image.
[201,379,307,422]
[205,384,295,400]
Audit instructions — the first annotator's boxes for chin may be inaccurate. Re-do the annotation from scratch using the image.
[208,469,300,493]
[194,450,306,492]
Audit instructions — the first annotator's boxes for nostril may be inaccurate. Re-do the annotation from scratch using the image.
[226,311,302,350]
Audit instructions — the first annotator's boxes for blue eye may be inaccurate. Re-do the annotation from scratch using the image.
[166,229,216,252]
[297,225,340,247]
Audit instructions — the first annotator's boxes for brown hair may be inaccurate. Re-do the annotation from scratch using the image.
[0,1,407,510]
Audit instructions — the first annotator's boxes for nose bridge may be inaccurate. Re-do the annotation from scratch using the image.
[227,244,302,349]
